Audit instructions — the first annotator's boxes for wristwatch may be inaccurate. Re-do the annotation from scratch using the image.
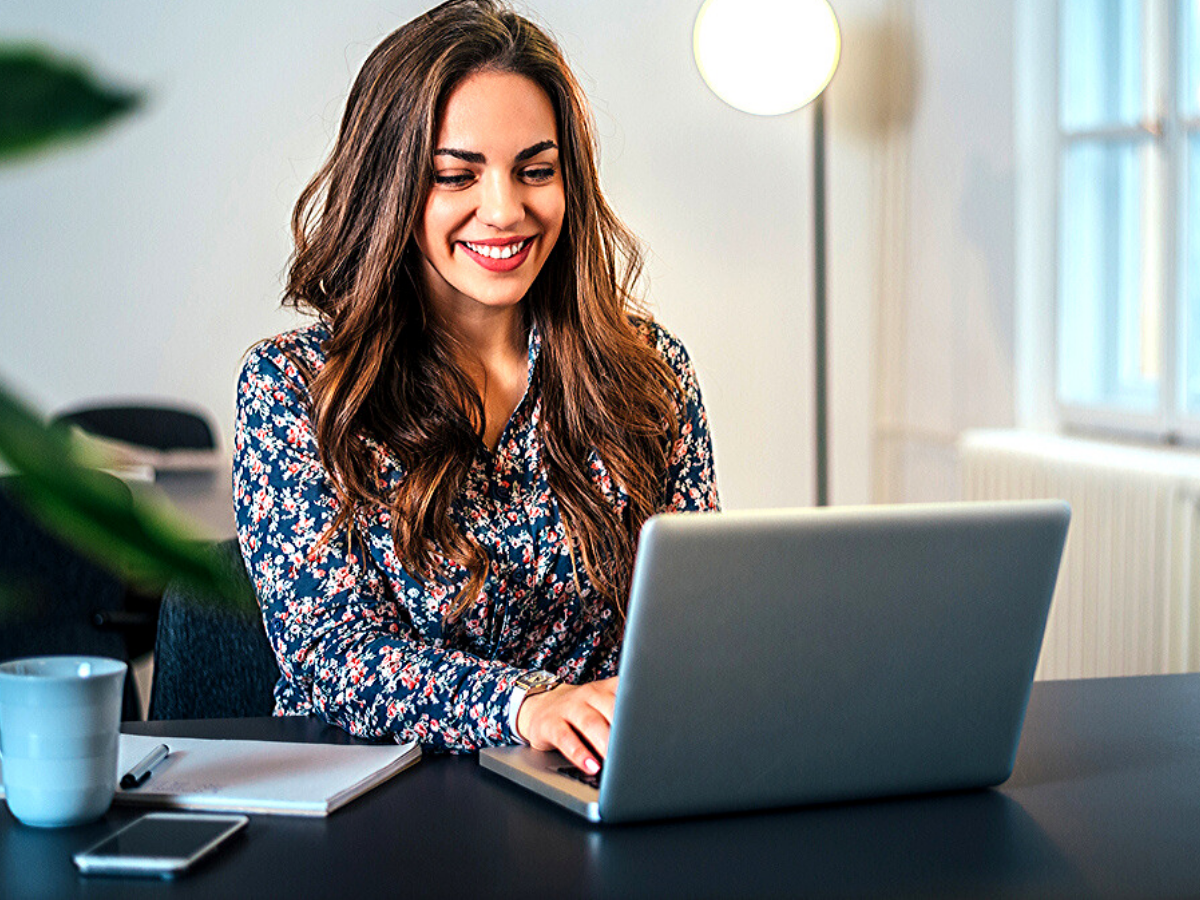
[507,670,561,741]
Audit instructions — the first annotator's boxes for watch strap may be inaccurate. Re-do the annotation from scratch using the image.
[507,670,561,742]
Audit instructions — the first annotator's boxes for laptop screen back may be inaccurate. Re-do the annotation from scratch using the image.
[598,501,1069,822]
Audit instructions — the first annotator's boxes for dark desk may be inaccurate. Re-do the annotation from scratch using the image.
[4,674,1200,898]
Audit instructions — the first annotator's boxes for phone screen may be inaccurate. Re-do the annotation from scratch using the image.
[75,813,248,876]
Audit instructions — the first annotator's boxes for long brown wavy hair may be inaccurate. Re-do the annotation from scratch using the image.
[285,0,679,617]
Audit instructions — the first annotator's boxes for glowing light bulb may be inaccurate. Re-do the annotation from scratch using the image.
[694,0,841,116]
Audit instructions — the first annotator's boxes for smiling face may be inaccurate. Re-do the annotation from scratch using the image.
[414,69,566,323]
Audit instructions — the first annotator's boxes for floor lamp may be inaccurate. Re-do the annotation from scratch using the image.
[693,0,841,506]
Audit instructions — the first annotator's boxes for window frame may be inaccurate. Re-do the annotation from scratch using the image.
[1052,0,1200,443]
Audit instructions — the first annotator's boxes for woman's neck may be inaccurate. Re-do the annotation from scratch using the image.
[435,302,530,451]
[435,299,525,371]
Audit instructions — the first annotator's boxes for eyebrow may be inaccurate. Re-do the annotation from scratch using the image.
[433,140,558,165]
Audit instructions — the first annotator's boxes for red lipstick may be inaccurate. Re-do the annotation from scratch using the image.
[457,236,534,272]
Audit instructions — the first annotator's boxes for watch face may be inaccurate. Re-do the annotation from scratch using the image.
[518,671,557,690]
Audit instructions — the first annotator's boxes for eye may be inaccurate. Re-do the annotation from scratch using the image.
[433,171,474,187]
[521,165,557,184]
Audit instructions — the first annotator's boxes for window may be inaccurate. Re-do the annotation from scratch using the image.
[1055,0,1200,438]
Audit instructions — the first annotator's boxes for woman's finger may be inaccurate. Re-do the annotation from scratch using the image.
[551,721,601,775]
[568,706,612,760]
[584,685,617,724]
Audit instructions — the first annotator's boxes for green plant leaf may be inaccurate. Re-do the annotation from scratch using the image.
[0,381,251,609]
[0,45,140,162]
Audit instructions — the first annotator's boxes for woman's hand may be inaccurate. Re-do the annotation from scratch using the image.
[515,677,618,776]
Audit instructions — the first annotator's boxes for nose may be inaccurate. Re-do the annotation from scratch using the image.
[476,171,525,230]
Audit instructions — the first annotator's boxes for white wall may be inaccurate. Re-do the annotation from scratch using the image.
[830,0,1019,502]
[0,1,1021,510]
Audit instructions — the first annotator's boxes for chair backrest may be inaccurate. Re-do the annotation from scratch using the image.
[55,404,217,452]
[0,477,140,720]
[148,541,279,720]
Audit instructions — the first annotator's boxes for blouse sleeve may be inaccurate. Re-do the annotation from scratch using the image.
[651,325,721,514]
[233,340,525,751]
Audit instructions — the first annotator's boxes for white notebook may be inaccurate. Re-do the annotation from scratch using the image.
[108,734,420,817]
[0,734,420,817]
[0,732,417,818]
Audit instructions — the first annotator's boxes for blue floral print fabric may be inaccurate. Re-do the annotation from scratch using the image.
[233,319,719,751]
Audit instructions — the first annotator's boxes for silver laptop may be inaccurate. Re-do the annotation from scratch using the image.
[480,501,1070,823]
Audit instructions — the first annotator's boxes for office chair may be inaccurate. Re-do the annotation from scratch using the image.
[53,403,218,454]
[148,540,280,720]
[51,401,224,660]
[0,477,141,720]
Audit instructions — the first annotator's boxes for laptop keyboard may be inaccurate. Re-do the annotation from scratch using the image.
[556,765,601,790]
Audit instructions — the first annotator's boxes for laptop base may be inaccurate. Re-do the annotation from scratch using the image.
[480,746,601,822]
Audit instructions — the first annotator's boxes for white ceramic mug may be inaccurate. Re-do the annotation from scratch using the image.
[0,656,127,828]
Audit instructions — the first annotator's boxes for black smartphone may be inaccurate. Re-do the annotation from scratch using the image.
[73,812,248,878]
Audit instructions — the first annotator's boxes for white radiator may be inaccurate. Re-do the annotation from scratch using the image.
[959,430,1200,680]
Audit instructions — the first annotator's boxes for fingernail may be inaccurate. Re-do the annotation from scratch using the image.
[583,758,599,775]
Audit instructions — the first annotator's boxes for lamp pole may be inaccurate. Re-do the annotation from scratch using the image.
[693,0,840,508]
[813,93,829,507]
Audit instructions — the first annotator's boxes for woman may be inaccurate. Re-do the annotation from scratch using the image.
[234,0,718,776]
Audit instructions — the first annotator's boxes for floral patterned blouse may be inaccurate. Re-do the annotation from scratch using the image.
[233,318,719,751]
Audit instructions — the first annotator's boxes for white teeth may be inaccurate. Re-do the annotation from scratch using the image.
[463,238,529,259]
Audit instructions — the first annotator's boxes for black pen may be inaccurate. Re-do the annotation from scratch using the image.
[120,744,170,789]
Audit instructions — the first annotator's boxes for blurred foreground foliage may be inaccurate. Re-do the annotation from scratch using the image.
[0,45,140,162]
[0,385,251,609]
[0,44,248,611]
